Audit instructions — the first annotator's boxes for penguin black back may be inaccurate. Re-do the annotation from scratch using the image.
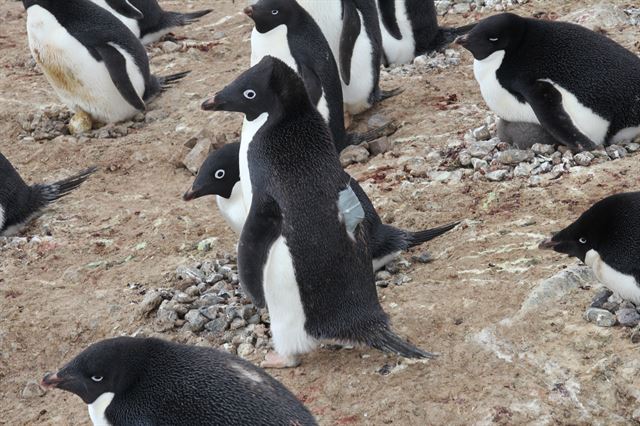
[42,337,317,425]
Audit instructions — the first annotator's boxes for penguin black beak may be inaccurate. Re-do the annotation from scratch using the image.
[183,187,198,201]
[455,35,468,46]
[243,6,253,17]
[41,372,64,389]
[201,95,222,111]
[538,238,560,250]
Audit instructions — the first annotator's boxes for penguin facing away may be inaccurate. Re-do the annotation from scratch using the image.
[184,141,460,269]
[456,13,640,151]
[202,56,434,368]
[89,0,212,44]
[23,0,189,127]
[0,153,95,236]
[41,337,318,426]
[377,0,475,65]
[245,0,391,153]
[540,192,640,305]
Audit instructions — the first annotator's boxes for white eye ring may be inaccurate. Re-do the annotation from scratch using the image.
[243,89,256,100]
[579,237,587,244]
[489,37,498,42]
[214,169,225,179]
[91,376,103,382]
[271,9,279,15]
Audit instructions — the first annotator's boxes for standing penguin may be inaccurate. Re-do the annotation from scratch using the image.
[202,56,434,368]
[376,0,475,65]
[0,153,95,236]
[456,13,640,151]
[89,0,212,44]
[540,192,640,305]
[245,0,390,152]
[23,0,189,130]
[41,337,318,426]
[184,141,459,269]
[297,0,394,114]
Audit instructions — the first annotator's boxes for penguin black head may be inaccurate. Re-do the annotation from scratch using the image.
[201,56,312,121]
[538,193,639,263]
[244,0,298,33]
[456,13,525,60]
[22,0,50,9]
[183,143,240,201]
[41,337,147,404]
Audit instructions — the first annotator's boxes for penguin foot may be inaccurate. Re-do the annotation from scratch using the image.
[68,109,93,135]
[260,351,300,369]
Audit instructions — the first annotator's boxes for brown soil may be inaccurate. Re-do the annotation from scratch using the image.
[1,0,639,425]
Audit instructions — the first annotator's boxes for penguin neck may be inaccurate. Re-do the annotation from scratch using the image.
[88,392,115,426]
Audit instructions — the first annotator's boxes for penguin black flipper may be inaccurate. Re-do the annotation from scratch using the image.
[299,64,323,106]
[238,193,283,309]
[105,0,143,19]
[378,0,402,40]
[520,80,597,151]
[339,0,361,85]
[94,45,146,111]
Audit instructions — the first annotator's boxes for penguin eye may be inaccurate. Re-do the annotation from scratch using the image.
[489,37,499,42]
[243,89,256,100]
[91,376,103,382]
[214,169,225,179]
[271,9,279,15]
[579,237,587,244]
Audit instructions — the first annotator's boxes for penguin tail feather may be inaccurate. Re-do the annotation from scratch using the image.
[347,120,397,146]
[35,167,97,203]
[406,221,460,248]
[377,87,404,103]
[428,23,477,52]
[158,71,191,91]
[168,9,213,26]
[369,328,438,359]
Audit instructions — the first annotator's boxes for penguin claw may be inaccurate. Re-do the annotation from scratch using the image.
[260,352,301,369]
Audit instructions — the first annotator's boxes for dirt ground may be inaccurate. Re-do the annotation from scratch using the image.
[1,0,640,425]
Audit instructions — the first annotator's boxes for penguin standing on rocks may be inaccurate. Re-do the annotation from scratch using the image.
[297,0,395,114]
[41,337,318,426]
[376,0,475,65]
[89,0,212,44]
[540,192,640,304]
[456,13,640,151]
[245,0,391,152]
[184,142,459,269]
[202,56,434,368]
[23,0,189,132]
[0,153,95,236]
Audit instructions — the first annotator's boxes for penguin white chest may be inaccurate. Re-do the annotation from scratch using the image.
[263,236,318,357]
[26,6,145,123]
[586,249,640,304]
[378,0,415,65]
[239,113,269,211]
[88,0,141,37]
[250,25,298,71]
[87,392,115,426]
[216,182,247,235]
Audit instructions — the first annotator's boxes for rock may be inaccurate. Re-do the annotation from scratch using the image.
[606,144,627,160]
[205,317,229,335]
[184,310,208,332]
[573,151,594,166]
[155,301,179,331]
[486,170,508,182]
[183,138,213,174]
[176,265,204,286]
[340,145,370,167]
[513,162,533,177]
[22,381,45,399]
[68,111,92,135]
[468,139,499,157]
[237,343,254,358]
[584,307,617,327]
[137,290,164,317]
[230,317,247,330]
[472,125,491,141]
[624,142,640,152]
[174,291,197,304]
[496,149,534,165]
[162,41,180,53]
[563,5,629,30]
[412,252,433,264]
[590,288,613,309]
[631,326,640,344]
[616,308,640,327]
[197,237,218,252]
[368,137,389,156]
[471,158,488,171]
[531,143,555,155]
[458,149,472,166]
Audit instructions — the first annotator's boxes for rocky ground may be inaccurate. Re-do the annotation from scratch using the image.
[2,0,640,425]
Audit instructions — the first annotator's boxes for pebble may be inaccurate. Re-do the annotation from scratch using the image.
[616,309,640,327]
[573,152,594,166]
[584,307,617,327]
[606,144,627,160]
[472,125,491,141]
[340,145,370,167]
[531,143,556,155]
[137,290,165,317]
[590,288,613,309]
[468,139,499,158]
[22,381,45,399]
[486,170,508,182]
[237,343,255,358]
[184,310,208,332]
[497,149,534,165]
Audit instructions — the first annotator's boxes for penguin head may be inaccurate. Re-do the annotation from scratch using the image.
[202,56,311,121]
[41,337,148,404]
[22,0,51,9]
[539,219,594,263]
[244,0,297,33]
[184,143,240,201]
[456,13,525,60]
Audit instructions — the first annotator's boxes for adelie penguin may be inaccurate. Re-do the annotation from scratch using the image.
[89,0,212,44]
[23,0,189,132]
[184,142,459,270]
[540,192,640,305]
[0,153,95,236]
[41,337,318,426]
[245,0,392,152]
[457,13,640,151]
[202,56,435,368]
[376,0,475,65]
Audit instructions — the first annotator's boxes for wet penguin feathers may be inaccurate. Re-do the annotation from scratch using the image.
[42,337,318,425]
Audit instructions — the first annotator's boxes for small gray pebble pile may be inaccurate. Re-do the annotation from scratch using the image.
[434,0,529,16]
[585,289,640,341]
